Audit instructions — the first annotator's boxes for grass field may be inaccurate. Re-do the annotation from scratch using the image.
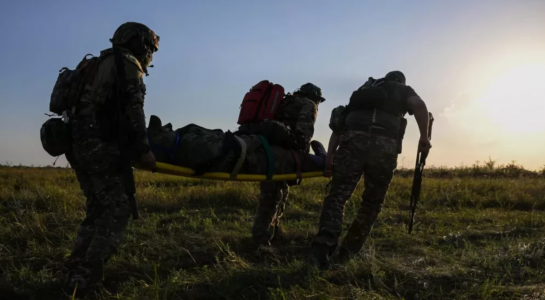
[1,161,545,300]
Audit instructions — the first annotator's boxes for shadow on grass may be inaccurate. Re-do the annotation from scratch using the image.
[4,227,544,300]
[140,189,257,216]
[163,265,317,300]
[437,227,540,249]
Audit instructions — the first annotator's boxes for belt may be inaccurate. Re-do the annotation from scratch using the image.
[345,124,398,139]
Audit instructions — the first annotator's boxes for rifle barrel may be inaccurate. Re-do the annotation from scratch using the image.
[408,112,434,234]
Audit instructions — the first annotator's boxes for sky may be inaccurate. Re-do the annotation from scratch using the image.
[1,0,545,170]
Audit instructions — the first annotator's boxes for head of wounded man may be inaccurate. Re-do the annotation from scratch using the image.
[146,115,178,162]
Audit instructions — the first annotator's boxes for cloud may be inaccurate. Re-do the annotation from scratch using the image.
[442,90,502,145]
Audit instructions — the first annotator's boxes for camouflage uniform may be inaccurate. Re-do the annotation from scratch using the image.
[251,83,324,245]
[312,131,398,252]
[312,71,419,264]
[274,94,319,153]
[63,22,159,293]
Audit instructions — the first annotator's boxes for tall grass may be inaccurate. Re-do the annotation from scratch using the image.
[1,164,545,299]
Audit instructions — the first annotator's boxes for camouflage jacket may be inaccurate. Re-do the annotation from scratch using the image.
[73,47,150,154]
[274,94,318,152]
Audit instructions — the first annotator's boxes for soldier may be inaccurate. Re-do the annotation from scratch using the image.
[145,115,327,175]
[250,83,326,246]
[61,22,159,296]
[311,71,432,269]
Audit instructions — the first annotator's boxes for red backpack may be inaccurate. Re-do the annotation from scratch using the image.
[237,80,285,125]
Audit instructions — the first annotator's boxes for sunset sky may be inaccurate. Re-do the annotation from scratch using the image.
[1,0,544,169]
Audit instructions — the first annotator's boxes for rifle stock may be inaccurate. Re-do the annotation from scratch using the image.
[408,112,434,234]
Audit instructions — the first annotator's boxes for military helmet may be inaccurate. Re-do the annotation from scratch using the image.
[385,71,406,84]
[110,22,160,53]
[296,82,326,103]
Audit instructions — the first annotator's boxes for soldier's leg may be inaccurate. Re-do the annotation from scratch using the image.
[64,151,131,292]
[65,192,100,266]
[63,152,99,272]
[340,138,398,256]
[252,181,286,245]
[312,133,366,255]
[80,167,131,284]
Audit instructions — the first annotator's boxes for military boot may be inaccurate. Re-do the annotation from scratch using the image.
[335,247,353,264]
[62,268,94,298]
[311,243,332,270]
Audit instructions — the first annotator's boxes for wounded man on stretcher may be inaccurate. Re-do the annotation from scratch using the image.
[146,115,327,176]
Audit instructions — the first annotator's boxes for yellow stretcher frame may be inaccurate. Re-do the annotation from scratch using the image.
[134,162,332,182]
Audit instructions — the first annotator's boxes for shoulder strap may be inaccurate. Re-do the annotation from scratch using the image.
[230,136,247,180]
[283,92,295,101]
[72,54,101,115]
[82,56,101,87]
[113,47,130,147]
[290,150,302,180]
[113,47,128,104]
[370,77,386,87]
[257,135,275,180]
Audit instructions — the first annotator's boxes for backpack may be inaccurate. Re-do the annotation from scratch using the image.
[237,80,285,125]
[49,54,101,115]
[40,54,101,157]
[329,105,349,134]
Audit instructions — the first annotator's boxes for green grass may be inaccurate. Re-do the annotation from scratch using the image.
[2,163,545,299]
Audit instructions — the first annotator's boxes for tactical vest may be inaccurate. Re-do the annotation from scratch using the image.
[347,78,405,130]
[346,77,408,153]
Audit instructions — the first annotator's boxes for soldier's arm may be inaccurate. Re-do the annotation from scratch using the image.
[407,96,429,139]
[294,100,318,149]
[406,87,432,154]
[123,55,151,154]
[325,131,341,168]
[326,105,347,165]
[405,86,429,139]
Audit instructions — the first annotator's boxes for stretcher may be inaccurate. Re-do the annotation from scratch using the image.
[133,162,331,182]
[137,134,331,181]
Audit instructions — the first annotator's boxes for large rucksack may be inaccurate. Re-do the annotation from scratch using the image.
[237,80,285,125]
[49,54,101,115]
[40,54,101,157]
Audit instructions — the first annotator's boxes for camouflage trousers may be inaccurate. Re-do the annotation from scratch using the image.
[64,138,132,287]
[312,131,398,255]
[252,181,289,244]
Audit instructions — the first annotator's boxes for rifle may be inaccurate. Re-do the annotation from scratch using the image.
[113,47,139,220]
[408,111,434,234]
